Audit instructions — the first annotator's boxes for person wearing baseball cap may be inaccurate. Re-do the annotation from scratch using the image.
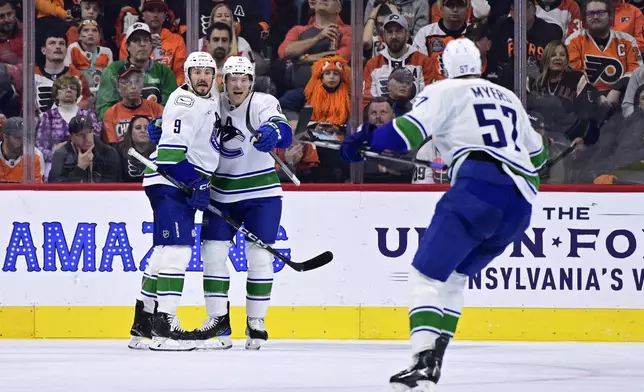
[95,21,177,121]
[0,117,45,183]
[48,114,120,183]
[364,12,435,107]
[464,22,494,77]
[101,64,163,144]
[118,0,187,86]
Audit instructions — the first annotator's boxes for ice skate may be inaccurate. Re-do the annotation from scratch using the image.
[245,317,268,350]
[192,312,232,350]
[149,312,196,351]
[390,335,449,391]
[127,300,153,350]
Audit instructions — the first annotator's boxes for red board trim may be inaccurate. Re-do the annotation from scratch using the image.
[0,183,643,192]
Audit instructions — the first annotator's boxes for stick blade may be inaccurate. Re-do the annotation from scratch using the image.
[288,251,334,272]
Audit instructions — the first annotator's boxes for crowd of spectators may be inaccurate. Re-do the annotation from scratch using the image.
[1,0,644,185]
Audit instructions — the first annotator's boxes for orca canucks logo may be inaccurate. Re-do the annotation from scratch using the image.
[211,113,245,159]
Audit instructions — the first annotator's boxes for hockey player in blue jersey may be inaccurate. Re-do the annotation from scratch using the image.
[340,38,548,391]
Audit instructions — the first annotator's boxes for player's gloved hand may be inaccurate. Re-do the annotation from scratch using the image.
[147,117,163,144]
[339,123,375,163]
[252,122,281,152]
[186,177,211,211]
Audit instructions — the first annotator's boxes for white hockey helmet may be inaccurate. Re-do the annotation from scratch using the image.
[442,38,482,79]
[222,56,255,93]
[184,52,218,96]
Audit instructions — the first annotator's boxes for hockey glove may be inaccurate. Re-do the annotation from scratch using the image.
[186,177,211,211]
[339,123,375,163]
[252,122,281,152]
[147,117,163,144]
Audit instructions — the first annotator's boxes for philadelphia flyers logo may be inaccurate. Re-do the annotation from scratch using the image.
[584,55,623,85]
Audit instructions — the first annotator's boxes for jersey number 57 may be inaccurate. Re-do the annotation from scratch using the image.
[474,103,521,152]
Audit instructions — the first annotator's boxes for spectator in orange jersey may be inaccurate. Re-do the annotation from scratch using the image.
[65,20,114,94]
[35,32,93,114]
[119,0,187,85]
[116,115,155,182]
[66,0,102,44]
[413,0,469,80]
[612,0,644,53]
[0,117,45,183]
[566,0,643,107]
[363,13,436,108]
[102,65,164,144]
[430,0,491,23]
[36,75,100,177]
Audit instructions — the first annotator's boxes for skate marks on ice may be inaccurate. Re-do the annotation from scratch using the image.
[0,341,642,391]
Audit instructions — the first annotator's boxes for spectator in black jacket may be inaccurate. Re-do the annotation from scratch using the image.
[488,0,563,90]
[49,114,120,182]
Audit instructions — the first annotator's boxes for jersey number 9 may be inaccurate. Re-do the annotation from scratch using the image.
[173,119,182,134]
[474,103,520,152]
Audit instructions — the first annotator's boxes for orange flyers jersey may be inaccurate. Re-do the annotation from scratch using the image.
[536,0,581,38]
[565,29,643,91]
[0,144,44,183]
[65,43,114,89]
[412,21,467,80]
[102,100,164,144]
[614,1,644,54]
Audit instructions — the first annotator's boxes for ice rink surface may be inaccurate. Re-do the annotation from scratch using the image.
[0,340,642,391]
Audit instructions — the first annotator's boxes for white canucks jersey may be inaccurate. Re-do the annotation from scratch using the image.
[143,85,221,188]
[210,92,289,203]
[389,78,547,202]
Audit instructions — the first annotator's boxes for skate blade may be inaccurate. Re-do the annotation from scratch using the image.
[195,336,233,351]
[244,337,266,350]
[127,336,150,350]
[390,381,437,392]
[149,337,196,352]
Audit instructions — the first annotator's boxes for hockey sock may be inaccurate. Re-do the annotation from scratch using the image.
[138,246,165,313]
[440,272,468,338]
[409,268,445,355]
[246,246,274,319]
[202,240,231,317]
[140,273,158,313]
[155,246,192,315]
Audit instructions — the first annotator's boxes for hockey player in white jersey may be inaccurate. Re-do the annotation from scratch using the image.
[127,52,221,351]
[340,38,548,391]
[191,56,292,350]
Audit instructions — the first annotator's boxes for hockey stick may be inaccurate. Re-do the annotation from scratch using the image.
[128,148,333,272]
[298,135,448,170]
[538,145,576,175]
[245,92,301,186]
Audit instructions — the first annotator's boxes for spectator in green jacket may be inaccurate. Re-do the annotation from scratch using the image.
[95,22,176,120]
